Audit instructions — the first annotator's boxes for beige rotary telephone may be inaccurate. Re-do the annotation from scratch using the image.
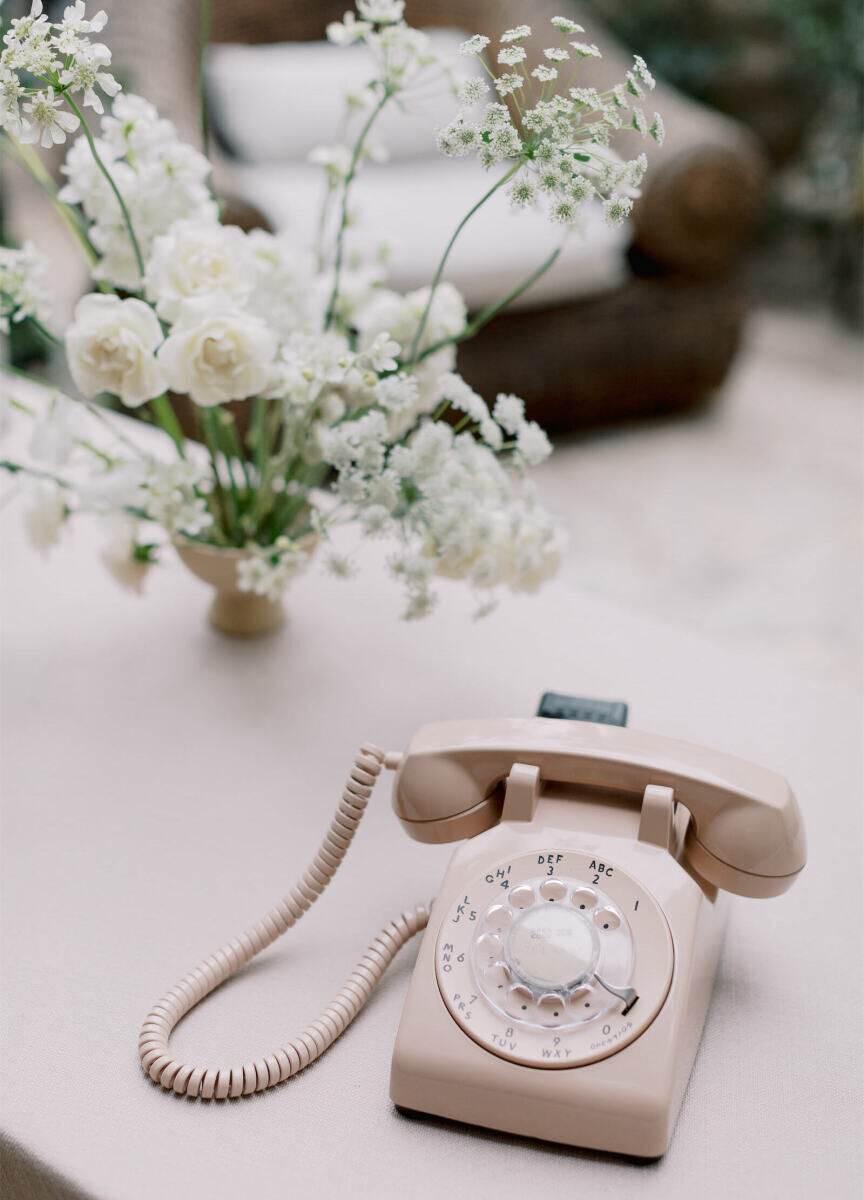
[138,696,805,1158]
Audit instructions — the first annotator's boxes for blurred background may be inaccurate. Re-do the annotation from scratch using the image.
[3,0,862,686]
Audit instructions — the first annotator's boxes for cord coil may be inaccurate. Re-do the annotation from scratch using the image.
[138,744,430,1099]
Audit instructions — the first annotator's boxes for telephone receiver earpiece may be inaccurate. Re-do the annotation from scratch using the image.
[391,719,806,898]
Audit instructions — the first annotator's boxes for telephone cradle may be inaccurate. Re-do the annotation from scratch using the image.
[138,717,805,1159]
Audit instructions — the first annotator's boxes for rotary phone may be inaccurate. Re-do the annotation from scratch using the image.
[138,695,805,1159]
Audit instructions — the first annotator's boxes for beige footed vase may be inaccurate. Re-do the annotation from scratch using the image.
[175,543,284,637]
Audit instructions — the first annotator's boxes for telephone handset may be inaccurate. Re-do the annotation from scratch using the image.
[139,716,805,1158]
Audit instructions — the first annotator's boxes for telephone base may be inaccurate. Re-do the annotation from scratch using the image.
[390,825,727,1158]
[391,1103,665,1163]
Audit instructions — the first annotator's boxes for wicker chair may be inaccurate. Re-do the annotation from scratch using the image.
[102,0,766,431]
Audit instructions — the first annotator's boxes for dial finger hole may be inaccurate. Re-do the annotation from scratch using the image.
[475,933,503,962]
[504,984,535,1019]
[509,885,535,910]
[485,904,513,932]
[539,879,568,902]
[537,993,568,1026]
[593,908,620,932]
[485,961,512,990]
[568,985,594,1015]
[571,887,597,911]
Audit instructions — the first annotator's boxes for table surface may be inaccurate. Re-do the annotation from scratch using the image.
[1,451,862,1200]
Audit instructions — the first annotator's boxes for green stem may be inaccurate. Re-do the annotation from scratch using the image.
[199,0,212,156]
[219,412,252,492]
[0,459,73,487]
[149,394,185,455]
[323,88,392,330]
[0,133,98,267]
[406,161,521,364]
[28,316,63,348]
[414,244,562,364]
[199,409,238,542]
[82,401,149,458]
[65,94,145,281]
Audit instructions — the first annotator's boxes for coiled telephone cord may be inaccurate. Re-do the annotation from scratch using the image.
[138,744,430,1100]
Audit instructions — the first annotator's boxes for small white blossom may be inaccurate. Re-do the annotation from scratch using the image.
[457,77,489,106]
[356,0,404,24]
[375,372,418,413]
[0,241,52,333]
[20,88,79,148]
[59,43,119,114]
[494,74,522,98]
[650,112,665,144]
[459,34,490,57]
[497,45,526,66]
[507,176,537,208]
[625,71,644,100]
[140,458,212,537]
[531,64,558,82]
[631,107,648,135]
[515,422,552,466]
[493,393,525,433]
[53,2,108,54]
[550,17,584,34]
[603,193,633,224]
[326,11,366,46]
[236,541,309,602]
[501,25,531,43]
[543,47,569,62]
[363,331,401,372]
[436,115,480,157]
[570,41,601,58]
[632,55,655,90]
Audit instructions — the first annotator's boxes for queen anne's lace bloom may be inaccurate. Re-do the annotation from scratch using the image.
[498,45,527,66]
[459,34,490,56]
[436,15,660,234]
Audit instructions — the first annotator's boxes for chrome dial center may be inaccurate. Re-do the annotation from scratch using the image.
[506,904,598,990]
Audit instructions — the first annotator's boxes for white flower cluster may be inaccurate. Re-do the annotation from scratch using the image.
[0,241,52,334]
[58,93,216,289]
[236,538,311,602]
[3,0,582,621]
[437,17,664,227]
[1,1,119,146]
[11,387,212,574]
[321,378,559,618]
[326,1,441,97]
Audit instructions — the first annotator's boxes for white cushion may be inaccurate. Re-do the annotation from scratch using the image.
[218,155,629,311]
[206,31,485,163]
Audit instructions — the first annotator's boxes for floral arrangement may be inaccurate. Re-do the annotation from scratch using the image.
[1,0,662,619]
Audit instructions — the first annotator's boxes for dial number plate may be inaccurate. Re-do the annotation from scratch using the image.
[435,850,674,1068]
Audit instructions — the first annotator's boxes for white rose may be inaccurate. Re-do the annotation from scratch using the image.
[144,220,254,322]
[65,294,166,407]
[156,294,278,407]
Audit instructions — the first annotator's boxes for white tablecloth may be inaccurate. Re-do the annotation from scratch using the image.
[1,480,861,1199]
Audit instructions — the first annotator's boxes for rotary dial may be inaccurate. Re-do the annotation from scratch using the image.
[435,850,673,1068]
[473,876,634,1031]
